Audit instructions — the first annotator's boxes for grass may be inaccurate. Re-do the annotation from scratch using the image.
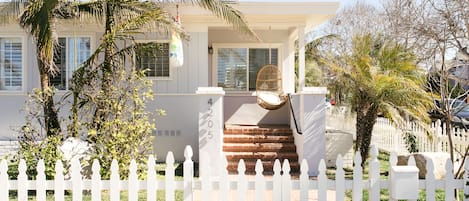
[327,151,463,201]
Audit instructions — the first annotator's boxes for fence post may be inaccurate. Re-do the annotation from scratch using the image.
[183,146,193,201]
[0,160,8,201]
[197,87,224,177]
[255,160,265,201]
[318,160,327,201]
[369,145,380,201]
[300,159,309,201]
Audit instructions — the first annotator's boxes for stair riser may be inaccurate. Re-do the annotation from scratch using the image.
[226,156,298,162]
[224,131,292,135]
[224,136,294,143]
[223,146,296,152]
[226,165,300,172]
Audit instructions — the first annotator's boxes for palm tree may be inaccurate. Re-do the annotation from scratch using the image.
[0,0,67,136]
[73,0,258,131]
[328,34,432,166]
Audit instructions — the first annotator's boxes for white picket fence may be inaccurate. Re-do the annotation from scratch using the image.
[372,118,469,154]
[1,145,469,201]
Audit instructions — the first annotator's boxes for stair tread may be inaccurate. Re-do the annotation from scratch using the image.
[224,151,298,155]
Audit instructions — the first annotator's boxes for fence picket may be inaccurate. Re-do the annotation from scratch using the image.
[200,151,211,201]
[147,155,157,201]
[335,155,345,201]
[110,159,120,201]
[464,159,469,201]
[166,152,175,201]
[237,159,247,201]
[183,146,193,201]
[353,152,363,201]
[272,159,282,201]
[300,159,309,201]
[318,160,327,201]
[128,160,138,201]
[426,158,436,201]
[445,158,454,201]
[369,145,380,201]
[91,159,101,201]
[282,159,292,201]
[4,144,469,201]
[36,160,46,201]
[71,158,82,201]
[18,159,27,201]
[255,159,265,201]
[0,160,8,201]
[55,161,65,201]
[219,155,229,201]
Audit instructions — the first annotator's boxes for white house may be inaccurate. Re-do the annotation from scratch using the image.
[0,0,340,176]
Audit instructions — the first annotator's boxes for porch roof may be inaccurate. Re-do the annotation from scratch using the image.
[178,1,340,32]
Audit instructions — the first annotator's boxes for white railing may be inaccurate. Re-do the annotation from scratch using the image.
[372,118,469,154]
[1,145,469,201]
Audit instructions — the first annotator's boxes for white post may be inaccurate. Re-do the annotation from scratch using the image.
[297,87,327,176]
[197,87,225,177]
[298,26,306,92]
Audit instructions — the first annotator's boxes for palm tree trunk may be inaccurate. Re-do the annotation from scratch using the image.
[92,1,115,131]
[356,101,378,167]
[38,60,60,137]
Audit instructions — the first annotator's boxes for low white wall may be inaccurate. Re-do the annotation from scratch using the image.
[147,94,200,162]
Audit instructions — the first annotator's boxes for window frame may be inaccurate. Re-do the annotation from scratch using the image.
[134,40,172,81]
[52,34,94,91]
[0,35,26,94]
[212,43,282,92]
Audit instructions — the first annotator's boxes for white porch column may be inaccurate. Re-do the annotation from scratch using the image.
[298,26,306,92]
[297,87,327,176]
[197,87,225,177]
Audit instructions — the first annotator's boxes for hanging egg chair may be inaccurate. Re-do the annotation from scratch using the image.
[256,64,287,110]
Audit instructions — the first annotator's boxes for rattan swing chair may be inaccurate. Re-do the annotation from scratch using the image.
[256,64,288,110]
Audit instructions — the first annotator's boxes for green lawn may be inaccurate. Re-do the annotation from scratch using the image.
[9,191,183,201]
[327,151,463,201]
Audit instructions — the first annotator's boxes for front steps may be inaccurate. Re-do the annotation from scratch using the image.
[223,125,300,175]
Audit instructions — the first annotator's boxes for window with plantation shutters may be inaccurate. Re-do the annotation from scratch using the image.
[216,47,278,91]
[135,42,170,78]
[0,38,22,91]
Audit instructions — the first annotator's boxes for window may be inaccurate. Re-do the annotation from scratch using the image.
[217,47,278,91]
[0,38,22,91]
[51,37,91,90]
[135,42,170,78]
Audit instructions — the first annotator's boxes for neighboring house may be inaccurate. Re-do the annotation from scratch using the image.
[0,1,340,175]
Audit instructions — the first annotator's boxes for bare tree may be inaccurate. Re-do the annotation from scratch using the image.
[383,0,469,179]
